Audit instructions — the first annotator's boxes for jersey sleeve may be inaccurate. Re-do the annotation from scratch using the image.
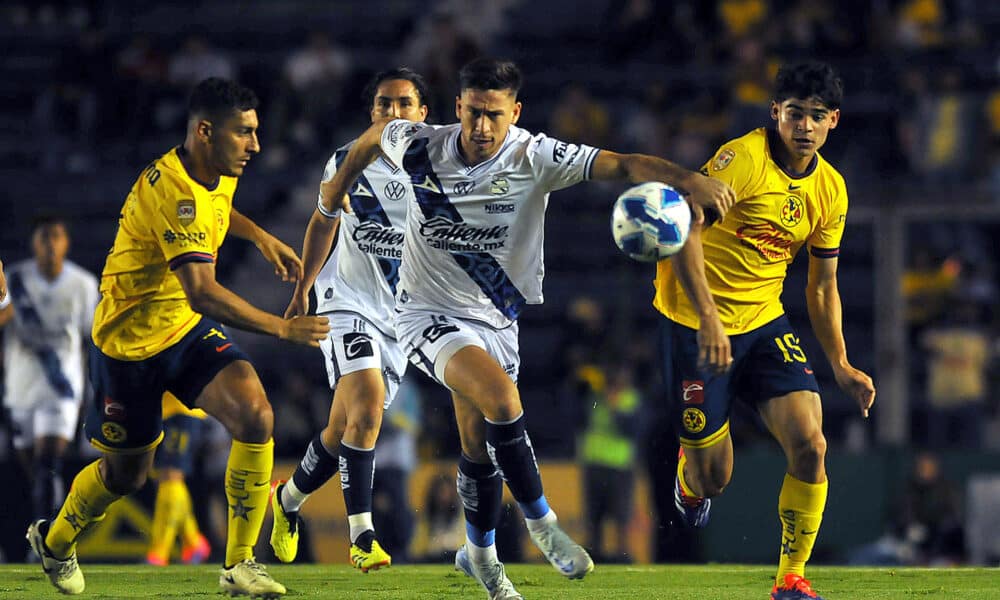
[317,151,342,217]
[808,179,848,259]
[529,134,600,192]
[379,119,431,167]
[147,175,216,270]
[700,141,757,200]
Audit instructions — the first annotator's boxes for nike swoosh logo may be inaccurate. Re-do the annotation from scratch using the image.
[804,368,814,374]
[788,184,801,190]
[216,343,233,353]
[253,481,269,487]
[801,529,818,535]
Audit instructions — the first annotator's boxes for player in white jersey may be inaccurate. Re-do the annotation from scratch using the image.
[270,68,430,572]
[320,58,736,599]
[0,216,99,521]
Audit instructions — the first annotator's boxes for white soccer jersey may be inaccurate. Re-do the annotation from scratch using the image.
[2,260,99,407]
[380,120,600,328]
[313,142,410,334]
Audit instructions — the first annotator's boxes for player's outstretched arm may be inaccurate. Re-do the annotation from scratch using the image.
[319,118,392,215]
[230,208,303,282]
[806,254,876,417]
[672,221,732,374]
[590,151,736,218]
[285,210,341,318]
[0,257,6,302]
[174,260,329,347]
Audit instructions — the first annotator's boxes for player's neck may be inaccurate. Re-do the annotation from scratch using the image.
[179,142,221,188]
[36,260,62,281]
[772,141,813,175]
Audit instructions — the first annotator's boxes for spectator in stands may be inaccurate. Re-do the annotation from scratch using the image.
[115,34,168,138]
[549,84,612,149]
[281,31,352,152]
[896,451,966,564]
[399,8,482,119]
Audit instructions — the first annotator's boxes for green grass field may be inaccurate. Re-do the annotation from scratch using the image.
[0,564,996,599]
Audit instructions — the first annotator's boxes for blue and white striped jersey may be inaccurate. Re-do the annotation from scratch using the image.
[380,120,600,328]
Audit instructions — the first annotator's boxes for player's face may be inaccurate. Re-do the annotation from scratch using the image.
[456,88,521,165]
[31,223,69,269]
[371,79,428,123]
[771,97,839,165]
[206,109,260,178]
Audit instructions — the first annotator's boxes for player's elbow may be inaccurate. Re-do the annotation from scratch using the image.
[183,285,215,315]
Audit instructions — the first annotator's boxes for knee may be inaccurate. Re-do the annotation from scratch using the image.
[788,431,827,467]
[697,469,731,498]
[480,383,521,422]
[230,394,273,443]
[346,404,382,437]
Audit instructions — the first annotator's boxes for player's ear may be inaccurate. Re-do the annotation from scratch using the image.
[770,101,780,122]
[196,119,212,143]
[511,101,522,125]
[455,96,462,121]
[419,104,429,121]
[828,108,840,130]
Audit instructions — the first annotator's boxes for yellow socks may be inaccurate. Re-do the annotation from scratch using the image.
[224,438,274,566]
[46,460,121,558]
[148,479,190,561]
[776,473,827,584]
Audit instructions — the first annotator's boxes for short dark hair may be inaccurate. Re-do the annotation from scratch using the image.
[31,214,68,233]
[774,61,843,110]
[459,58,522,95]
[188,77,259,123]
[362,67,431,113]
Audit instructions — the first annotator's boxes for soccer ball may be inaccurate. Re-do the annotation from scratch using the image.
[611,182,691,262]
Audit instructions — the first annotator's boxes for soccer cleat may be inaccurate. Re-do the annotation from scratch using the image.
[219,558,286,598]
[527,519,595,579]
[455,544,524,600]
[26,519,85,595]
[349,534,391,572]
[674,449,712,527]
[146,551,169,566]
[771,574,825,599]
[268,481,300,563]
[181,533,211,565]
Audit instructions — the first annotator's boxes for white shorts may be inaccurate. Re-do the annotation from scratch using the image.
[394,308,519,391]
[9,398,82,449]
[319,311,407,409]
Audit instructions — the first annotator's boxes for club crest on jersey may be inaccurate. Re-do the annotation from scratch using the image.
[780,196,804,227]
[383,180,406,200]
[682,407,707,433]
[712,149,735,171]
[177,199,196,226]
[490,175,509,196]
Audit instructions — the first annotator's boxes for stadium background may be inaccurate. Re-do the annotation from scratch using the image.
[0,0,998,568]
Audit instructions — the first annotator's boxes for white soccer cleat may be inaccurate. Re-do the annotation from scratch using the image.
[26,519,85,595]
[219,558,286,598]
[528,519,595,579]
[455,544,524,600]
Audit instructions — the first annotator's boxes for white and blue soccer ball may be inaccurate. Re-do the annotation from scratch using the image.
[611,182,691,262]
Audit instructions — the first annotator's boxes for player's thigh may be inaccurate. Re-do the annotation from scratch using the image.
[192,360,270,440]
[452,390,487,460]
[86,348,167,456]
[322,312,405,413]
[758,390,824,454]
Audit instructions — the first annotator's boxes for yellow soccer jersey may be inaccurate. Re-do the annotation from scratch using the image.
[654,128,848,334]
[93,147,235,360]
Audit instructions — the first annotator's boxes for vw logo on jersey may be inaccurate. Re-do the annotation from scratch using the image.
[384,180,406,200]
[454,180,475,195]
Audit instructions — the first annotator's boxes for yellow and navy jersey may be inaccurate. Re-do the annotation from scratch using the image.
[93,147,236,360]
[654,128,848,334]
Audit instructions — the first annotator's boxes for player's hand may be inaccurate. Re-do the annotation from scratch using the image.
[697,313,732,374]
[281,315,329,347]
[684,173,736,219]
[284,284,310,318]
[255,234,303,282]
[834,364,876,418]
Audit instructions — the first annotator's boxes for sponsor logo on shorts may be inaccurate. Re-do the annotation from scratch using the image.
[682,380,704,404]
[421,321,459,343]
[103,396,126,420]
[344,332,374,360]
[682,407,706,434]
[101,422,127,443]
[383,365,401,386]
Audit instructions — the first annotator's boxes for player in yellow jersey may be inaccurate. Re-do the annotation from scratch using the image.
[26,78,330,598]
[146,393,211,567]
[654,62,876,600]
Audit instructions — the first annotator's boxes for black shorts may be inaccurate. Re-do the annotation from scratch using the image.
[658,314,820,448]
[86,317,250,454]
